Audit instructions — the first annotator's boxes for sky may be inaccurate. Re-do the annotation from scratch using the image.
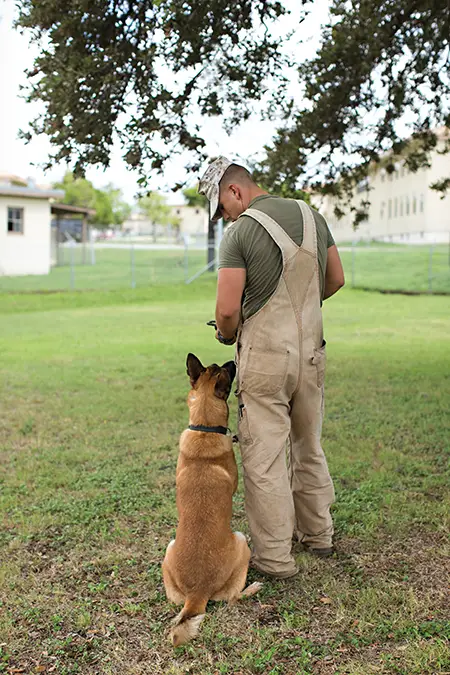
[0,0,331,205]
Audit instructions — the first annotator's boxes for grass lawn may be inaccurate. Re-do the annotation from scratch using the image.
[0,281,449,674]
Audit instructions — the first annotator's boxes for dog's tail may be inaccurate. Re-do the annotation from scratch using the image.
[170,595,208,647]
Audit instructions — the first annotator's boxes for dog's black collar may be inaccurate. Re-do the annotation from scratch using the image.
[188,424,228,435]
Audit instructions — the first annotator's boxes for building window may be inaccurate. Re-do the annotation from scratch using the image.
[381,171,385,183]
[394,197,398,217]
[195,208,200,214]
[388,199,392,218]
[420,194,424,212]
[400,198,403,216]
[7,207,24,233]
[412,196,417,214]
[405,196,410,215]
[380,201,385,219]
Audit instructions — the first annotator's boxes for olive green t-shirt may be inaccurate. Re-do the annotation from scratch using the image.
[218,195,335,321]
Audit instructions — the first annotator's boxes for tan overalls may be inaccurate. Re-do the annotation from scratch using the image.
[235,200,335,578]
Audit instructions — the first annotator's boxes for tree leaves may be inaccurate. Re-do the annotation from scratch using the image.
[256,0,450,218]
[16,0,450,219]
[16,0,294,186]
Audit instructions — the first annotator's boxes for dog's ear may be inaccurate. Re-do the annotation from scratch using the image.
[221,361,236,386]
[215,361,236,400]
[186,353,205,387]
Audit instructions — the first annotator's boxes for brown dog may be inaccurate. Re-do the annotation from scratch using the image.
[162,353,262,647]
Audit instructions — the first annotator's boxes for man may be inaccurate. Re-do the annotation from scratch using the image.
[198,157,345,579]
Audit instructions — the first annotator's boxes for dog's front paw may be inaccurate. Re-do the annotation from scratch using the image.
[241,581,263,597]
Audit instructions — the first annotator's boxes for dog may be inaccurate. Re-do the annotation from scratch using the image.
[162,353,262,647]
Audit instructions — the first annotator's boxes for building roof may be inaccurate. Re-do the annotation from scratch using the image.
[0,184,64,199]
[51,203,95,217]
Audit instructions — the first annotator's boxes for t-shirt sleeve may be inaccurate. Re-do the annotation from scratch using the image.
[218,226,246,269]
[316,210,335,247]
[326,223,335,248]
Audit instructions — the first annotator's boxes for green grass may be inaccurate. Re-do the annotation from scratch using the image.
[0,243,448,293]
[0,281,449,674]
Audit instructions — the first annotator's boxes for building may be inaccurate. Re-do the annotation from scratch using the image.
[123,204,208,240]
[314,127,450,243]
[169,204,208,237]
[0,174,63,276]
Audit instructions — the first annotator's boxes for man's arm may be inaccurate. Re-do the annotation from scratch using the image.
[215,268,246,339]
[323,245,345,300]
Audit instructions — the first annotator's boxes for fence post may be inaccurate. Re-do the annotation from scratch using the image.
[351,239,356,288]
[90,230,96,265]
[428,243,434,293]
[131,243,136,289]
[183,235,189,283]
[216,218,224,250]
[69,240,75,290]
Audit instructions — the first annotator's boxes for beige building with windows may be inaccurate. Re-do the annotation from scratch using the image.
[123,203,208,240]
[0,174,63,276]
[314,127,450,243]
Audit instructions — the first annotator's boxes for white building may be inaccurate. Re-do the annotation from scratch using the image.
[0,174,63,276]
[314,127,450,243]
[123,204,208,240]
[169,204,208,236]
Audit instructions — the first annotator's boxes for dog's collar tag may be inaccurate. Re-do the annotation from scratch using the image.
[188,424,229,435]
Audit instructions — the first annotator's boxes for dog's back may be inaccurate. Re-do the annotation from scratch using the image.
[163,354,259,646]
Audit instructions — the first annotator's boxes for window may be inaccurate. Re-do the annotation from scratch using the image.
[405,196,410,215]
[412,196,417,214]
[388,199,392,218]
[400,198,403,216]
[380,201,385,219]
[394,197,398,217]
[195,208,200,214]
[420,194,424,212]
[7,207,24,233]
[381,171,385,183]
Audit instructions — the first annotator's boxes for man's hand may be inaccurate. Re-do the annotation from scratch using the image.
[215,329,237,346]
[207,320,237,345]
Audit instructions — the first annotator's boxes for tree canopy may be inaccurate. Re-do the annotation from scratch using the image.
[255,0,450,220]
[18,0,292,183]
[18,0,450,213]
[54,172,131,226]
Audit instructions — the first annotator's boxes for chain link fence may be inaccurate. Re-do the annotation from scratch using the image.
[0,236,219,292]
[339,238,450,294]
[1,231,449,295]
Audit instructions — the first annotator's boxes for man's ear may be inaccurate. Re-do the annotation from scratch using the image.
[186,353,205,387]
[215,361,236,400]
[230,183,241,200]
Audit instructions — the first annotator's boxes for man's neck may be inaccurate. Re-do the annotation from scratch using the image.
[246,188,268,207]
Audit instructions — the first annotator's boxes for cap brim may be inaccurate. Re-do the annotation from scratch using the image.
[209,184,220,222]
